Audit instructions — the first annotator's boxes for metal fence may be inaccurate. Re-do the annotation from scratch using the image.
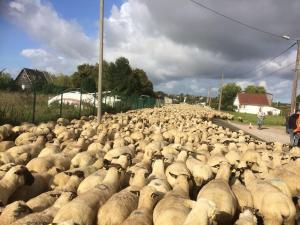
[0,89,162,125]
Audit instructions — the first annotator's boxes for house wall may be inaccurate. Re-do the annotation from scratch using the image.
[233,97,281,115]
[15,70,32,89]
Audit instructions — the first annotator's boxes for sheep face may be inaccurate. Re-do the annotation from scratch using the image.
[12,201,33,217]
[8,166,35,186]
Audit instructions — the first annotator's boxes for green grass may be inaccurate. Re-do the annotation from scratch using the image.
[227,111,286,126]
[0,91,158,125]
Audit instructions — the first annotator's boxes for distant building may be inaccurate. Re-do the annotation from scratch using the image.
[15,68,53,89]
[233,92,281,115]
[164,97,173,104]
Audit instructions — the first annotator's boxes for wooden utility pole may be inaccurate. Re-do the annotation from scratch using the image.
[207,86,211,106]
[291,40,300,113]
[97,0,104,123]
[218,72,224,111]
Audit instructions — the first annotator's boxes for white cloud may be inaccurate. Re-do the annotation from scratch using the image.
[258,80,267,89]
[2,0,298,102]
[20,48,77,74]
[5,0,97,73]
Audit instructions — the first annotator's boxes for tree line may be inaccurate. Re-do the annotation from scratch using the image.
[0,57,154,96]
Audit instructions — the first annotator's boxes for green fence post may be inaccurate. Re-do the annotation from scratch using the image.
[79,89,82,118]
[60,92,63,118]
[93,92,96,116]
[32,88,36,123]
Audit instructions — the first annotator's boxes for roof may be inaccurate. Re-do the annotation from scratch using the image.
[237,93,270,106]
[15,68,53,84]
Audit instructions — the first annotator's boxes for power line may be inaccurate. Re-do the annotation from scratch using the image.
[188,0,296,41]
[262,61,295,77]
[231,42,297,77]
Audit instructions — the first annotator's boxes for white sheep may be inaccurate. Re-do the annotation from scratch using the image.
[197,162,238,225]
[183,198,216,225]
[0,201,32,225]
[121,186,161,225]
[11,191,76,225]
[0,165,34,206]
[153,175,191,225]
[244,169,296,225]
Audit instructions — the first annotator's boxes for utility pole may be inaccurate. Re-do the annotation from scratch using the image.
[207,86,211,106]
[291,40,300,113]
[97,0,104,123]
[218,72,224,111]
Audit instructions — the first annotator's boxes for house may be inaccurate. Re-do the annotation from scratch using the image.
[164,97,173,104]
[15,68,53,89]
[233,92,281,115]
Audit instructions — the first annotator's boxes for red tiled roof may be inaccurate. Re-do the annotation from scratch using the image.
[237,93,270,106]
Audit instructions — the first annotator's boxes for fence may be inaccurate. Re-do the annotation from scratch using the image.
[0,90,162,125]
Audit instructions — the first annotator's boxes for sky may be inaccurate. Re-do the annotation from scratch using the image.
[0,0,300,103]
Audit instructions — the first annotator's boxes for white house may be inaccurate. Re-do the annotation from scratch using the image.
[233,92,281,115]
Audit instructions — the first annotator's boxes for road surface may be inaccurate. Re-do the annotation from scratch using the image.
[213,118,289,144]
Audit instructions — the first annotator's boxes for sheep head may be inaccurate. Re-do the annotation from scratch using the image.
[6,165,35,186]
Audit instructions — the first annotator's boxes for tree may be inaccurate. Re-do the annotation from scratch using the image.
[0,72,16,91]
[221,83,242,111]
[244,85,266,94]
[72,64,98,92]
[53,74,73,88]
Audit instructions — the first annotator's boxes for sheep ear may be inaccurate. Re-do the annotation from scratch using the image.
[14,169,23,175]
[144,172,150,178]
[130,190,140,197]
[103,159,110,169]
[151,192,159,200]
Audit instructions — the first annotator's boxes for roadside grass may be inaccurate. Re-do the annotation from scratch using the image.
[0,91,96,125]
[227,111,286,126]
[0,91,157,125]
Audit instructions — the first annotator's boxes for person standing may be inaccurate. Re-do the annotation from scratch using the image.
[289,110,300,146]
[257,107,265,130]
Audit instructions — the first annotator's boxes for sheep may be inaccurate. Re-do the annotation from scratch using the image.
[26,190,62,212]
[98,162,149,225]
[231,178,254,211]
[8,171,52,202]
[14,132,36,146]
[0,141,15,152]
[70,151,97,169]
[244,169,296,225]
[11,191,76,225]
[6,136,46,164]
[0,201,32,225]
[197,162,238,225]
[0,165,34,206]
[97,188,139,225]
[183,198,216,225]
[26,154,70,173]
[0,152,15,165]
[153,175,191,225]
[147,158,171,194]
[77,169,107,194]
[121,186,161,225]
[53,155,129,225]
[186,155,213,187]
[0,163,16,179]
[56,171,85,192]
[165,151,191,188]
[234,209,257,225]
[38,141,61,157]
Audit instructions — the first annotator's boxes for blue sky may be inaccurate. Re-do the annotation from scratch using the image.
[0,0,123,76]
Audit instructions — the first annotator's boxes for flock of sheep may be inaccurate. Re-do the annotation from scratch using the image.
[0,104,299,225]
